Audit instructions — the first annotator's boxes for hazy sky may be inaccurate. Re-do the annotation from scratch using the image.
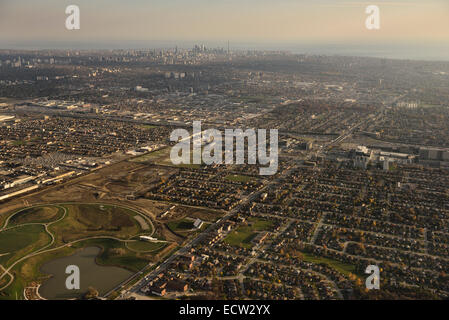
[0,0,448,50]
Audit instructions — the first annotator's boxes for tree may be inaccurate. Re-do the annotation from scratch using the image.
[83,287,99,300]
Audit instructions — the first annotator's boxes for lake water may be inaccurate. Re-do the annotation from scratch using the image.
[39,246,133,300]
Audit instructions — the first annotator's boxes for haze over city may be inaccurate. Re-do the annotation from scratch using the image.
[1,0,449,60]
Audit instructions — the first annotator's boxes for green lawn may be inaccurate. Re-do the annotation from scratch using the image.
[0,225,43,253]
[225,174,255,183]
[75,204,136,229]
[167,218,195,232]
[49,204,145,244]
[129,148,170,163]
[0,276,25,300]
[126,241,167,253]
[223,218,272,249]
[248,217,273,231]
[157,147,203,169]
[300,251,357,276]
[155,144,212,169]
[8,206,63,226]
[0,224,50,267]
[131,146,202,168]
[224,226,256,249]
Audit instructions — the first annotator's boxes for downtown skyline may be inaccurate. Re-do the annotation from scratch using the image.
[0,0,449,60]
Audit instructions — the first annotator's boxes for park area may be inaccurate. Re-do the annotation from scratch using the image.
[224,217,274,249]
[0,203,168,300]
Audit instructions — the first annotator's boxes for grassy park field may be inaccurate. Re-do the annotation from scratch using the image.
[167,218,195,232]
[224,225,257,249]
[224,217,274,249]
[130,146,202,169]
[299,251,358,277]
[166,218,210,239]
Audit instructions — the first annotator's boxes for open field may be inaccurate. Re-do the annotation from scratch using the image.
[49,203,144,244]
[126,241,167,253]
[156,147,202,169]
[224,226,257,249]
[129,148,170,163]
[130,146,205,169]
[223,218,274,249]
[167,218,195,232]
[0,225,50,267]
[225,174,255,183]
[165,218,208,238]
[247,217,274,231]
[299,251,358,277]
[8,206,63,226]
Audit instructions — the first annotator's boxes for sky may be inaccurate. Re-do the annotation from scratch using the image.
[0,0,448,58]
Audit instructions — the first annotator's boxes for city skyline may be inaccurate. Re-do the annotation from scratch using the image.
[1,0,448,60]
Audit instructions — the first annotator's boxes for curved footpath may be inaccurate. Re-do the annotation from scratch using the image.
[0,203,156,294]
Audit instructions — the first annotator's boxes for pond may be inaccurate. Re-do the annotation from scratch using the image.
[39,246,134,300]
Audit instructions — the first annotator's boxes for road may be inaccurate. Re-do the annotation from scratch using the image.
[128,165,298,295]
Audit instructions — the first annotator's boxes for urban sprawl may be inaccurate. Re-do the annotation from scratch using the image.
[0,47,448,300]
